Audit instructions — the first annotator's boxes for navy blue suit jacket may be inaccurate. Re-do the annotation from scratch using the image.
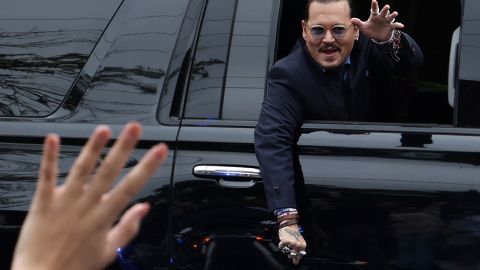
[255,33,423,211]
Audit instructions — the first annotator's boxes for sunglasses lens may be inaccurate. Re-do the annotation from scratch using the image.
[332,26,347,38]
[309,25,350,39]
[310,26,325,38]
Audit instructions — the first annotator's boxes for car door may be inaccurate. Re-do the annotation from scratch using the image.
[298,124,480,269]
[170,0,480,270]
[295,0,480,268]
[170,0,284,269]
[0,0,192,269]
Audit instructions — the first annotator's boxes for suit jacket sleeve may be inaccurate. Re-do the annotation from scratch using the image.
[254,65,304,211]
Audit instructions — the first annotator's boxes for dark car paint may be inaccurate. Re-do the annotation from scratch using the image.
[1,0,480,270]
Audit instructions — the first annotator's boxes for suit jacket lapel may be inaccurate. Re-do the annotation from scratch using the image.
[349,36,371,121]
[300,41,348,121]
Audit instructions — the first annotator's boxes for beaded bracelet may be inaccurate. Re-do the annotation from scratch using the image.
[274,208,298,217]
[276,210,298,219]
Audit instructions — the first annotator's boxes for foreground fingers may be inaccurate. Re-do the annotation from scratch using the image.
[105,202,151,258]
[87,122,142,200]
[64,125,111,193]
[105,143,169,216]
[34,134,60,209]
[12,123,166,270]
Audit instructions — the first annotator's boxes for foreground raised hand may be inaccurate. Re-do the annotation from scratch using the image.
[11,122,168,270]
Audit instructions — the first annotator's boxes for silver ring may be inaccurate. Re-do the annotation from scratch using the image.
[299,250,307,257]
[280,246,291,254]
[370,8,380,16]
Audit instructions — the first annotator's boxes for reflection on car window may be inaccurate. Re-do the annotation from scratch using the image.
[0,0,122,117]
[184,0,237,119]
[184,0,273,121]
[222,0,273,121]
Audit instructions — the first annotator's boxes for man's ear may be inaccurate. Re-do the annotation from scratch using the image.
[302,20,308,40]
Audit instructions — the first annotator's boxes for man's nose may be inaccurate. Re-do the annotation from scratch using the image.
[323,30,335,43]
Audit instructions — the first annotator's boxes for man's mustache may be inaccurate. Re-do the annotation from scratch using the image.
[319,45,340,51]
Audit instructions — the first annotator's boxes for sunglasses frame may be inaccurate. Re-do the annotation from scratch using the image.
[306,23,353,40]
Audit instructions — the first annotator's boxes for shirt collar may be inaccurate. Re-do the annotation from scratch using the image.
[319,55,351,72]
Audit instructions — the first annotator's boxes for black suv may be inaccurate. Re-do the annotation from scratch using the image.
[1,0,480,269]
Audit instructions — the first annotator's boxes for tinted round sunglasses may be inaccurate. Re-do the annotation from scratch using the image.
[306,24,353,40]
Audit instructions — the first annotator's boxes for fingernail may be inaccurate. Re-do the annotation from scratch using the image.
[153,144,168,160]
[127,122,141,139]
[95,125,111,144]
[138,202,151,218]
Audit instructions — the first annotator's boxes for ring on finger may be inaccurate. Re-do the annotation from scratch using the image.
[370,8,380,16]
[287,252,297,259]
[281,246,291,254]
[298,250,307,257]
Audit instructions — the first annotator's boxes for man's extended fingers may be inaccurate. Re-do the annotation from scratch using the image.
[86,122,142,200]
[379,5,390,18]
[371,0,379,14]
[34,134,60,208]
[64,125,111,193]
[105,203,150,259]
[105,143,168,215]
[393,22,405,29]
[387,11,398,22]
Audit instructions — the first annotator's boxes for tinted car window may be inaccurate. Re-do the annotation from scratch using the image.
[0,0,122,117]
[459,0,480,82]
[184,0,273,121]
[184,0,237,119]
[276,0,461,125]
[222,0,273,120]
[55,0,191,124]
[456,0,480,127]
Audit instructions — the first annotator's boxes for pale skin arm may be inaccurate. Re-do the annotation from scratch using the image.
[11,122,168,270]
[278,224,307,265]
[351,0,404,41]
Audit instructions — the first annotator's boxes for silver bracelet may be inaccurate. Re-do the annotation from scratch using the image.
[371,30,402,62]
[371,29,398,45]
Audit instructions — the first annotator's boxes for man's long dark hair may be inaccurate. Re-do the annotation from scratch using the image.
[304,0,356,20]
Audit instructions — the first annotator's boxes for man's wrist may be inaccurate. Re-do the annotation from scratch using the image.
[278,219,299,229]
[371,30,402,62]
[274,207,299,224]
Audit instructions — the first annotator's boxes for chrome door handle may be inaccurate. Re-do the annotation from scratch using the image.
[192,165,261,188]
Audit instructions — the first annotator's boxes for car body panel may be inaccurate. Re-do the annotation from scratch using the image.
[1,0,480,269]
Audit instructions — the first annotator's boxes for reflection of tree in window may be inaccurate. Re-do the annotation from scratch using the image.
[190,59,225,80]
[184,0,236,119]
[0,19,107,117]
